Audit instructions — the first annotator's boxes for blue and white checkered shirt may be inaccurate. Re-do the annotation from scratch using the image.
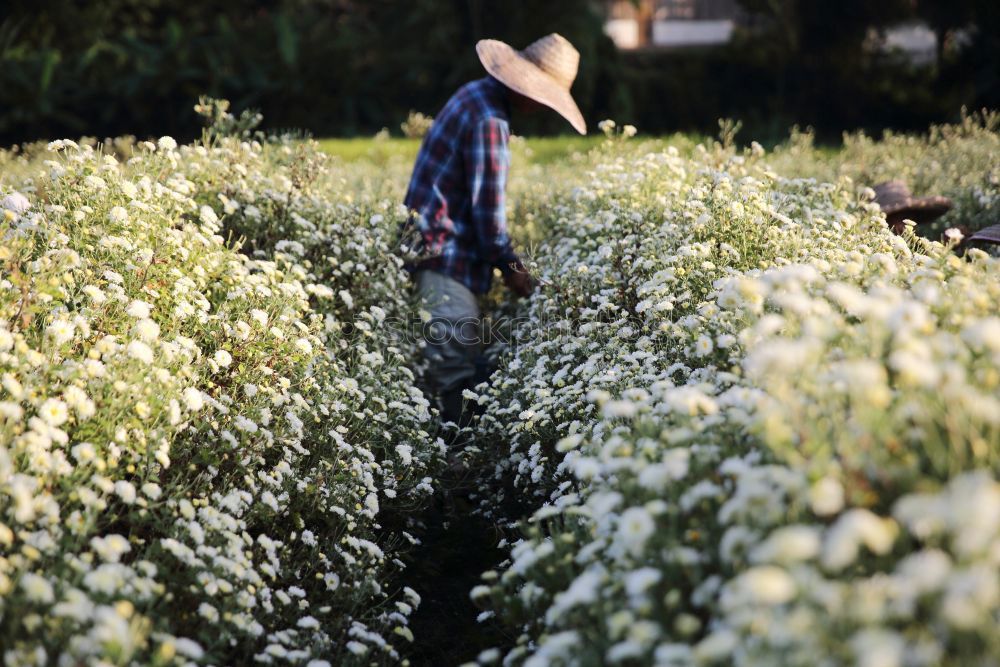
[402,77,520,294]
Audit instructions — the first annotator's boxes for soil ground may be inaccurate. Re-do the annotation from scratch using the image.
[405,491,516,665]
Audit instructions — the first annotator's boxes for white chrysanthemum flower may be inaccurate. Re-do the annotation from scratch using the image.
[294,338,313,355]
[822,509,898,570]
[108,206,129,224]
[895,549,951,593]
[198,603,219,623]
[199,205,218,225]
[602,400,637,419]
[46,319,75,345]
[64,386,95,420]
[692,630,736,663]
[346,641,368,655]
[126,340,154,364]
[617,506,656,556]
[297,616,320,629]
[395,444,413,465]
[71,442,96,462]
[2,191,31,215]
[213,349,232,367]
[339,290,354,310]
[234,416,258,433]
[91,534,131,562]
[183,387,204,410]
[250,309,268,326]
[82,285,107,304]
[809,477,845,516]
[733,565,797,605]
[126,300,152,318]
[751,525,821,564]
[20,573,55,603]
[694,334,714,357]
[851,629,904,667]
[173,638,204,660]
[141,482,162,500]
[0,401,24,420]
[39,398,69,426]
[157,136,178,151]
[132,318,160,342]
[114,480,137,505]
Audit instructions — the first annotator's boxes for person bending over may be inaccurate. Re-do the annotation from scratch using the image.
[401,33,586,425]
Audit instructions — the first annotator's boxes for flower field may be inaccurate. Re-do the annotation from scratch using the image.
[0,134,444,664]
[1,111,1000,665]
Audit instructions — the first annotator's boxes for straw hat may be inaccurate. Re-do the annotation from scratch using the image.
[477,33,586,135]
[967,223,1000,245]
[872,180,953,225]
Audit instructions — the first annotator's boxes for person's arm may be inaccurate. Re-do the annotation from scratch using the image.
[465,116,521,276]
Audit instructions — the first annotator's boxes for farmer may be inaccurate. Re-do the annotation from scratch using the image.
[402,34,586,426]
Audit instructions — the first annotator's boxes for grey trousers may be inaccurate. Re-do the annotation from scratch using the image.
[415,270,482,394]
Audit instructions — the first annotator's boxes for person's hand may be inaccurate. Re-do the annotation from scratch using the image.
[504,264,534,298]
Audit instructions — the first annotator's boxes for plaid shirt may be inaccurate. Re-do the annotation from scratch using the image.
[402,76,519,294]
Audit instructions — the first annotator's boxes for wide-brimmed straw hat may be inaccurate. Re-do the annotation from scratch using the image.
[872,180,953,225]
[967,223,1000,245]
[476,33,586,135]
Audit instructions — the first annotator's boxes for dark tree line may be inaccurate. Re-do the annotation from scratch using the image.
[0,0,997,144]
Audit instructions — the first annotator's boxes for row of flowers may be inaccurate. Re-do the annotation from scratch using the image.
[0,134,442,664]
[467,127,1000,665]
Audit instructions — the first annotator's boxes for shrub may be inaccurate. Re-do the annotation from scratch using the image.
[0,135,442,664]
[468,126,1000,665]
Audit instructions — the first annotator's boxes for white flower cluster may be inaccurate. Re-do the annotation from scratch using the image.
[0,136,442,664]
[767,109,1000,237]
[469,132,1000,665]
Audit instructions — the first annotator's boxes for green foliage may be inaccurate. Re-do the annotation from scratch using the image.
[2,0,999,144]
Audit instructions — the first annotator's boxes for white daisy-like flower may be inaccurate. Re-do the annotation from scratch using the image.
[126,340,154,364]
[213,349,233,367]
[108,206,129,224]
[39,398,69,426]
[339,290,354,310]
[694,334,714,357]
[46,318,75,345]
[250,309,269,326]
[114,480,137,505]
[141,482,162,500]
[132,318,160,342]
[199,205,218,225]
[2,191,31,215]
[126,300,152,318]
[182,387,204,411]
[944,227,964,242]
[157,136,178,151]
[617,506,656,556]
[19,573,55,603]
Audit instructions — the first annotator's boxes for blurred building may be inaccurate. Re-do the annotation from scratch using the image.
[880,22,937,65]
[604,0,747,50]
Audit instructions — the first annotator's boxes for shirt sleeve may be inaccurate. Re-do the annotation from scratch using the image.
[465,116,520,274]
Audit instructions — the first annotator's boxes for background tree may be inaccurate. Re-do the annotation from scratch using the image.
[0,0,997,144]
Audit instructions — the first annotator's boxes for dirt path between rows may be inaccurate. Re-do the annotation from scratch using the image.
[405,492,515,665]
